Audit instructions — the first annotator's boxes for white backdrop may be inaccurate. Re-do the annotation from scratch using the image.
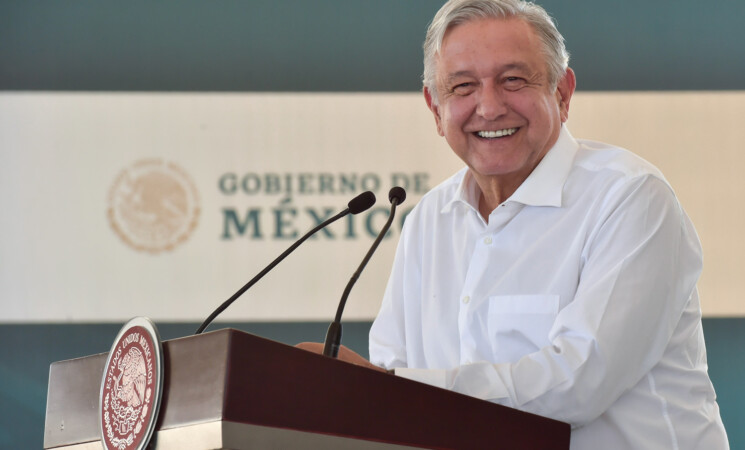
[1,91,743,321]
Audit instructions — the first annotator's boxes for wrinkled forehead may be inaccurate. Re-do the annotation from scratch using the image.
[434,17,553,84]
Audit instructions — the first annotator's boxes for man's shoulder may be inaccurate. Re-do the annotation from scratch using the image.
[565,137,681,213]
[572,138,667,182]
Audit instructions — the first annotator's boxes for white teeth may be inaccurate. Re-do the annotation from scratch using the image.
[477,128,517,138]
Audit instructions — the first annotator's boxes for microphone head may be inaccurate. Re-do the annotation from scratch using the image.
[348,191,376,214]
[388,186,406,205]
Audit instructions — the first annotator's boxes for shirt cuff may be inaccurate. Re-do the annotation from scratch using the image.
[392,368,448,389]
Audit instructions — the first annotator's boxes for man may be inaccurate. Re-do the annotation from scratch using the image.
[301,0,728,447]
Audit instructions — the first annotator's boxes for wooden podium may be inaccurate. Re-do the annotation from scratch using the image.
[44,328,570,449]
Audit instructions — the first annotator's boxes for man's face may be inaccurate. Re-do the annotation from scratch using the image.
[425,18,575,189]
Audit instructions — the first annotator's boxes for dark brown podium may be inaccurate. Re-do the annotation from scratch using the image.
[44,328,570,449]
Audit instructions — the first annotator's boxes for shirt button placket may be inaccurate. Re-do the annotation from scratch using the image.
[458,230,494,364]
[457,293,470,335]
[458,293,474,362]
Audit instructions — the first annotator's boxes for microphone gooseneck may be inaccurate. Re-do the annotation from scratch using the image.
[195,191,376,334]
[323,186,406,358]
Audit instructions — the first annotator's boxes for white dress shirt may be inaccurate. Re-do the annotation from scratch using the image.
[369,127,728,449]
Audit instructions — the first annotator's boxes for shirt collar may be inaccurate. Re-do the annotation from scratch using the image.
[509,126,578,207]
[440,168,479,214]
[441,126,579,213]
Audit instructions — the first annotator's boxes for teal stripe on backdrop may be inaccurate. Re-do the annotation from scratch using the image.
[0,320,742,448]
[2,0,744,91]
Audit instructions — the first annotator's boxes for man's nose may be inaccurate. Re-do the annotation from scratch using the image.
[476,85,508,120]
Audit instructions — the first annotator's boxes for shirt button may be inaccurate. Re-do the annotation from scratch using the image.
[484,236,492,245]
[462,296,470,304]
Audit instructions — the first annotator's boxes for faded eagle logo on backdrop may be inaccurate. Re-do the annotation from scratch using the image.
[108,159,200,253]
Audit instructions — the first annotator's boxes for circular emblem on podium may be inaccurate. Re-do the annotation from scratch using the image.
[107,158,200,254]
[99,317,164,450]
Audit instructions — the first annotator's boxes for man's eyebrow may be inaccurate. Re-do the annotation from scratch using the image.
[444,71,475,85]
[501,62,532,73]
[443,63,534,85]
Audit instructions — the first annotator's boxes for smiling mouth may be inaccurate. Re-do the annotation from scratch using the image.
[476,128,518,139]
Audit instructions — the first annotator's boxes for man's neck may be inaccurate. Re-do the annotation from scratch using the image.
[475,174,523,222]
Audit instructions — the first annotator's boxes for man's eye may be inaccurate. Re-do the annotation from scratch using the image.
[452,83,474,95]
[503,77,526,90]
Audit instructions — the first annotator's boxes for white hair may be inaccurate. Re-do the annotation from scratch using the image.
[423,0,570,103]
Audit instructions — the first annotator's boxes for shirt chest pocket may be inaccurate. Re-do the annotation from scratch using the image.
[487,294,560,364]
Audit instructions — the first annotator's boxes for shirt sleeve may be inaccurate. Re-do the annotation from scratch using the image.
[373,175,703,427]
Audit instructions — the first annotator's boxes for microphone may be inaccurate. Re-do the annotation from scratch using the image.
[195,191,376,334]
[323,186,406,358]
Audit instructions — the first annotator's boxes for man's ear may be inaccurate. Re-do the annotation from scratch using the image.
[424,87,445,136]
[555,68,576,123]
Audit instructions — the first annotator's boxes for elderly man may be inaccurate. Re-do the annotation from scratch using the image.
[301,0,728,447]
